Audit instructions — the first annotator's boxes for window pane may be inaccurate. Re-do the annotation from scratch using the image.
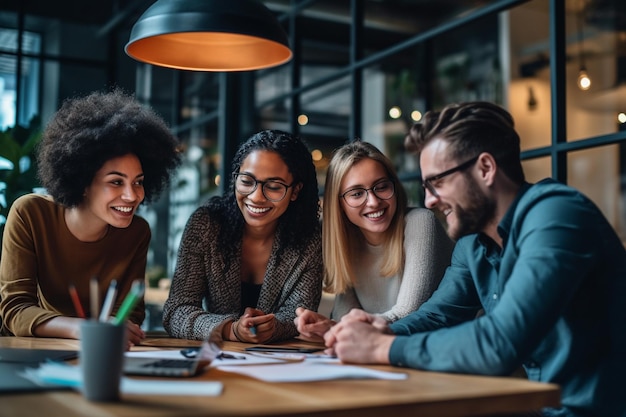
[568,145,625,242]
[522,156,551,183]
[17,56,40,127]
[300,75,350,139]
[402,179,425,209]
[134,65,179,126]
[0,27,17,53]
[56,63,107,102]
[259,97,291,132]
[0,13,17,48]
[0,28,41,129]
[361,47,422,179]
[0,53,16,129]
[566,0,626,141]
[40,60,106,127]
[255,64,291,106]
[296,2,350,87]
[179,72,219,124]
[433,14,502,107]
[508,0,552,151]
[33,18,107,61]
[299,77,351,191]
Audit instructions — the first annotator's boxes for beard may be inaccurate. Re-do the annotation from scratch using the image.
[448,176,496,241]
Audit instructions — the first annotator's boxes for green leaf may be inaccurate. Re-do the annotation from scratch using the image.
[0,130,22,166]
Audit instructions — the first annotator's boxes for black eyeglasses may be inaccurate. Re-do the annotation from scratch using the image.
[422,155,479,197]
[341,179,395,208]
[233,173,294,202]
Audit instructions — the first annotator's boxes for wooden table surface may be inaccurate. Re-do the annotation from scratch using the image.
[0,335,560,417]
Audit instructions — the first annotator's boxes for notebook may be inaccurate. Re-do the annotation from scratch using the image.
[123,338,221,377]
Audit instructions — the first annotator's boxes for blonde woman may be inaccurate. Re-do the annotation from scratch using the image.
[295,141,454,342]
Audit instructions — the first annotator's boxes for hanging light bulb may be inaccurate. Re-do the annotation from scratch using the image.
[577,66,591,90]
[576,2,591,91]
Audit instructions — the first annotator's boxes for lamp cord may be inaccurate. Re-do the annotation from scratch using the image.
[577,0,586,70]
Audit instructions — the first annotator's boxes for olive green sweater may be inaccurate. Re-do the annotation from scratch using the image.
[0,194,148,336]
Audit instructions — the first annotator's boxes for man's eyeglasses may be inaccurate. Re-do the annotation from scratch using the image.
[233,173,294,202]
[341,179,395,208]
[422,155,479,197]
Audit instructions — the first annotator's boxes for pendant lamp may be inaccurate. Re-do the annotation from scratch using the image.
[125,0,292,72]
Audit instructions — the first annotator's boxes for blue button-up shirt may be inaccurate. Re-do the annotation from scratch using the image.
[389,179,626,417]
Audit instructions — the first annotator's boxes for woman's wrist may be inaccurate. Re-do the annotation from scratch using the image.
[231,320,245,342]
[222,320,235,341]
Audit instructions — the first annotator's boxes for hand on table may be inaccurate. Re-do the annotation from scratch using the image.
[125,321,145,349]
[232,307,275,343]
[294,307,335,343]
[323,308,394,364]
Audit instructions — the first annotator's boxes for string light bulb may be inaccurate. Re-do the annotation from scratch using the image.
[577,67,591,90]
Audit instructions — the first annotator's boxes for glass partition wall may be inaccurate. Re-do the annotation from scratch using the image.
[2,0,625,280]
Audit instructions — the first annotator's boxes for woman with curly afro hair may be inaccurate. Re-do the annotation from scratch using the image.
[163,130,323,343]
[0,89,180,346]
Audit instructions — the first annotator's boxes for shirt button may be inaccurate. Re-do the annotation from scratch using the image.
[492,293,498,300]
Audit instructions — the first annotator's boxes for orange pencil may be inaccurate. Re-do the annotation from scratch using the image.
[68,284,86,318]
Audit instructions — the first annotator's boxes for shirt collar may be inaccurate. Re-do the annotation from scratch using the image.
[497,181,532,243]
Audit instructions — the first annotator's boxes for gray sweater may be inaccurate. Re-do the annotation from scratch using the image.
[163,205,323,341]
[331,208,454,322]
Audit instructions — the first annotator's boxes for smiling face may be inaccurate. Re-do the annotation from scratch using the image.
[82,153,145,230]
[420,139,495,241]
[339,158,397,246]
[235,150,300,231]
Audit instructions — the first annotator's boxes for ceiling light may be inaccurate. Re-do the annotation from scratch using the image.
[125,0,292,72]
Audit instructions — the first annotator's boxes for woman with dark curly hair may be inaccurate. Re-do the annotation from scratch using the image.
[163,130,323,343]
[0,89,181,345]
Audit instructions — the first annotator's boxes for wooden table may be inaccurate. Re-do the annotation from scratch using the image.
[0,336,560,417]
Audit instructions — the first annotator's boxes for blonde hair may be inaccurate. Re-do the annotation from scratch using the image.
[323,141,408,294]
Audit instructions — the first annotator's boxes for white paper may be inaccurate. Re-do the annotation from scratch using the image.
[218,361,408,382]
[21,362,223,396]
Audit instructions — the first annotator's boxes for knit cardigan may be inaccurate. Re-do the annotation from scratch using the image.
[163,204,323,341]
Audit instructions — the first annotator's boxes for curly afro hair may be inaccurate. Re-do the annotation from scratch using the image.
[37,89,181,207]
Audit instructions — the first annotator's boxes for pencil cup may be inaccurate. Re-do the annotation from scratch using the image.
[79,320,126,401]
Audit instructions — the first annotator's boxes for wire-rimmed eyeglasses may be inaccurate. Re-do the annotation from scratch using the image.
[233,173,294,202]
[422,155,479,197]
[341,179,395,208]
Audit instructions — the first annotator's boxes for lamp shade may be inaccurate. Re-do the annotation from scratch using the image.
[125,0,292,72]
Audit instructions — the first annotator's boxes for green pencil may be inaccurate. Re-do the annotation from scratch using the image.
[112,280,144,326]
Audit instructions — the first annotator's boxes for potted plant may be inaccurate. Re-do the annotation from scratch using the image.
[0,118,42,258]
